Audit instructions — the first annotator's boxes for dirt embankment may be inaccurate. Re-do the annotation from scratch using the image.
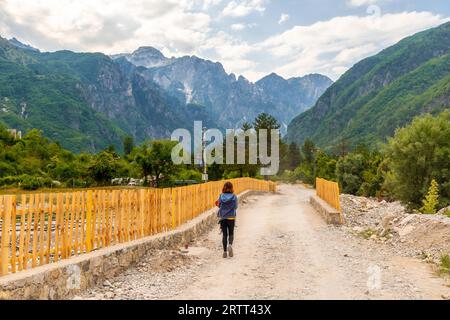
[341,194,450,264]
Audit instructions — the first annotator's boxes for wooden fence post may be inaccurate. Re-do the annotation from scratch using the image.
[85,190,93,253]
[1,195,13,275]
[171,188,176,230]
[10,195,17,273]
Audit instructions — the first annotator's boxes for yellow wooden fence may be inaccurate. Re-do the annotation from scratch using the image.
[0,178,275,276]
[316,178,341,212]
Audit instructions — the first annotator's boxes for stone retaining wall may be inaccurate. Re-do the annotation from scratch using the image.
[0,190,261,300]
[310,195,343,225]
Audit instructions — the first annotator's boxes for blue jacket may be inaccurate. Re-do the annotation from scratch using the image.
[217,193,238,220]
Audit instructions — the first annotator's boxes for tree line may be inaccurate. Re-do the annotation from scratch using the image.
[1,110,448,214]
[278,110,450,213]
[0,113,280,191]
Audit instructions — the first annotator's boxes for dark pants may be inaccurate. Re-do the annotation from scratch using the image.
[220,219,235,252]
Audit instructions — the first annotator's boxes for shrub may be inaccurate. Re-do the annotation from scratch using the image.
[384,111,450,209]
[336,153,365,194]
[421,179,439,214]
[294,164,315,185]
[177,169,202,182]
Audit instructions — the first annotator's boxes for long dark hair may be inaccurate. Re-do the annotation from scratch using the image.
[222,182,234,194]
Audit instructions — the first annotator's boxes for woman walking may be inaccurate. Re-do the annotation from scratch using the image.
[216,182,237,258]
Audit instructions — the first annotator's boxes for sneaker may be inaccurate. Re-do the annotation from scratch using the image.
[228,245,233,258]
[223,251,227,258]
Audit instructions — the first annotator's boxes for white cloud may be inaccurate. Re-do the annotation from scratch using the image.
[0,0,211,55]
[0,1,448,84]
[200,31,256,75]
[222,0,266,18]
[201,0,222,10]
[278,13,289,25]
[230,23,257,31]
[231,23,246,31]
[257,11,449,80]
[347,0,381,7]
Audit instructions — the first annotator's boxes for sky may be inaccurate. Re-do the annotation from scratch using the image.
[0,0,449,82]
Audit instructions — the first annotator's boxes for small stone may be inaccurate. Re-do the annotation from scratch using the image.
[104,292,115,299]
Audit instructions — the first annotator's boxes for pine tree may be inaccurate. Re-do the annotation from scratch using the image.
[123,136,134,156]
[421,179,439,214]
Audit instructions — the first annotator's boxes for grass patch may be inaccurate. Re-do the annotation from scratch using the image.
[438,254,450,276]
[359,228,377,240]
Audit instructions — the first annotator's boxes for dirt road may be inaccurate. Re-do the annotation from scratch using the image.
[80,184,450,300]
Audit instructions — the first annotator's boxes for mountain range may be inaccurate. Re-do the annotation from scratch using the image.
[286,21,450,150]
[114,47,332,130]
[0,37,332,153]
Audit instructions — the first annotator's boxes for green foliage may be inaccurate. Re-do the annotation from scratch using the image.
[359,228,377,240]
[336,153,365,194]
[384,111,450,209]
[293,164,315,185]
[88,151,120,186]
[20,175,53,190]
[132,140,180,187]
[0,48,126,153]
[278,140,337,186]
[280,142,301,172]
[0,125,134,189]
[315,150,337,182]
[336,146,385,197]
[123,136,134,157]
[253,113,281,131]
[176,169,202,182]
[302,139,316,164]
[223,170,243,179]
[421,179,440,214]
[0,174,52,190]
[439,254,450,275]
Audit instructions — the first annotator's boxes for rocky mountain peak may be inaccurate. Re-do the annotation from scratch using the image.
[132,46,165,59]
[256,72,286,86]
[8,37,40,52]
[123,46,170,68]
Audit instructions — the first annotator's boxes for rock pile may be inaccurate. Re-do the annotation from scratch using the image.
[340,194,450,264]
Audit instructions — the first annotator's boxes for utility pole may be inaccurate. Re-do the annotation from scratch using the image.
[202,126,208,182]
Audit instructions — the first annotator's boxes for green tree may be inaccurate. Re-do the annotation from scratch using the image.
[133,140,179,187]
[302,139,316,164]
[253,113,281,131]
[336,153,365,194]
[335,148,385,197]
[286,142,301,170]
[123,136,134,157]
[242,122,253,131]
[315,150,337,181]
[421,179,439,214]
[133,142,152,185]
[88,151,118,186]
[384,111,450,209]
